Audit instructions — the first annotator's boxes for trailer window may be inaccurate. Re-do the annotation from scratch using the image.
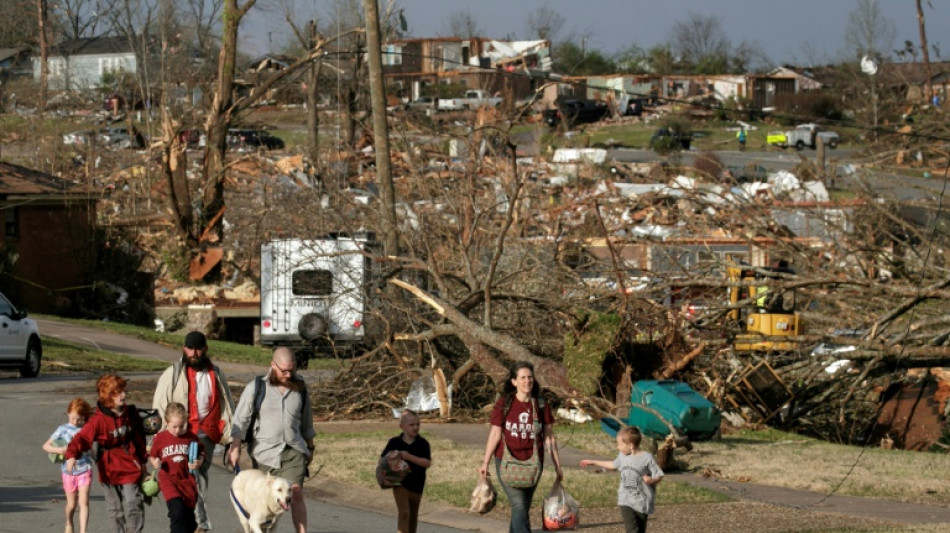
[292,270,333,296]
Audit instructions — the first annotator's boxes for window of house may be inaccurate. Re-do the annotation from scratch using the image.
[49,59,65,77]
[99,57,128,76]
[5,207,18,238]
[382,45,402,66]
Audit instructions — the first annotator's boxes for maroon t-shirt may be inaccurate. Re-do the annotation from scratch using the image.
[490,396,554,461]
[149,430,202,507]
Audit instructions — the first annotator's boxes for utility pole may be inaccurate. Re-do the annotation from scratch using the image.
[306,20,321,167]
[362,0,399,257]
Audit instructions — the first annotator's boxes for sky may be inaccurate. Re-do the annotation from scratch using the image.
[243,0,950,68]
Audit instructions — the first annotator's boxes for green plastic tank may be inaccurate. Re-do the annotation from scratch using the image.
[601,380,721,441]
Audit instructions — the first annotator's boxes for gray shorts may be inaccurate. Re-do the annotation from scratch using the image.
[260,446,309,486]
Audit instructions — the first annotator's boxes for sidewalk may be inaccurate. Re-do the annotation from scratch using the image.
[314,420,950,529]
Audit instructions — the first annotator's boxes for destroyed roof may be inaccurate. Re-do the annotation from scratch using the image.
[50,35,138,56]
[0,47,29,64]
[0,162,98,197]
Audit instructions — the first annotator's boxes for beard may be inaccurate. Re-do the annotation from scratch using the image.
[268,371,306,393]
[183,352,211,371]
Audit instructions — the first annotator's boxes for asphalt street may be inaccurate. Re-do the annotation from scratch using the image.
[0,371,471,533]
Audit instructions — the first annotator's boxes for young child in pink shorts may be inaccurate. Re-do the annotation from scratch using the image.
[43,397,94,533]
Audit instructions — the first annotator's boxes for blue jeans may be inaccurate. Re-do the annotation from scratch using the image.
[494,458,539,533]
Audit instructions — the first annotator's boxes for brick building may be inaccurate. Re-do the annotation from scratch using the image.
[0,162,98,313]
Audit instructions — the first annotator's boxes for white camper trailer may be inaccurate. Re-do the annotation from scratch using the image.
[259,235,376,362]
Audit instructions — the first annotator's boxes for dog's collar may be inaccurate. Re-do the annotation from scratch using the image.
[230,487,275,527]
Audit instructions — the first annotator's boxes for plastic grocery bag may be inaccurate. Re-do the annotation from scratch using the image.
[542,480,579,530]
[376,450,410,488]
[469,474,497,514]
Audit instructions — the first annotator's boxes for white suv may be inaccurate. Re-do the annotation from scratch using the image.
[0,292,42,377]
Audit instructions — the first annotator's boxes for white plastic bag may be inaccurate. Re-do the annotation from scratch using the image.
[542,480,579,530]
[469,474,497,514]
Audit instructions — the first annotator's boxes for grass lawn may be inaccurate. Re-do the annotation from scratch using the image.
[313,428,730,517]
[559,423,950,506]
[34,314,342,370]
[42,336,170,373]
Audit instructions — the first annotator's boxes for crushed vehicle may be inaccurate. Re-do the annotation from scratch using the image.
[543,98,609,128]
[436,89,502,111]
[0,291,42,378]
[199,129,285,151]
[767,123,839,150]
[98,126,146,149]
[259,234,379,365]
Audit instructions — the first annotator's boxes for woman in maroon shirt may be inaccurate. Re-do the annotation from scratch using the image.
[478,361,563,533]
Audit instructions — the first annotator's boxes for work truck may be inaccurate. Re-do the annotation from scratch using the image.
[767,123,840,150]
[436,89,502,111]
[259,234,378,364]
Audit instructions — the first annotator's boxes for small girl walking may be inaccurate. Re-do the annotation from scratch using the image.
[42,397,94,533]
[149,402,204,533]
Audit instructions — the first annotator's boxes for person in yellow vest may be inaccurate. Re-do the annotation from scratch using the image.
[755,285,769,312]
[152,331,235,533]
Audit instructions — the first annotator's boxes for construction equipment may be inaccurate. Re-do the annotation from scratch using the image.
[727,261,803,353]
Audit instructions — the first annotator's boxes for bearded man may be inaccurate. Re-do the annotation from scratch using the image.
[228,347,315,533]
[153,331,235,532]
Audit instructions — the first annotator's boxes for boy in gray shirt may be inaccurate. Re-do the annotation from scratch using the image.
[580,426,663,533]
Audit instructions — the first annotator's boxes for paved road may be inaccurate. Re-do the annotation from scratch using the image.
[0,373,475,533]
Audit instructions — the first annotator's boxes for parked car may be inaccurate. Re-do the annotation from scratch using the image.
[198,129,285,151]
[178,129,202,148]
[0,291,42,377]
[98,126,146,149]
[767,123,839,150]
[543,98,609,128]
[62,130,96,146]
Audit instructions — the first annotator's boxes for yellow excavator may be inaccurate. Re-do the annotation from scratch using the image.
[727,261,803,353]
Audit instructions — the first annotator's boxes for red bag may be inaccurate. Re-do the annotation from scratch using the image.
[542,480,579,530]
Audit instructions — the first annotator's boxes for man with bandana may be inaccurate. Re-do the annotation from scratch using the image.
[153,331,235,532]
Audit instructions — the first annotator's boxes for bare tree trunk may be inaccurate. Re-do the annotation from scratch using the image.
[916,0,934,103]
[342,35,363,151]
[36,0,48,112]
[201,0,255,242]
[161,110,192,241]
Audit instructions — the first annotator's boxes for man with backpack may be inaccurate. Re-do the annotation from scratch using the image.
[152,331,235,532]
[228,347,316,533]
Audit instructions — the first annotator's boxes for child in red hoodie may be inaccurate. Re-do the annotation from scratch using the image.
[65,374,148,533]
[149,402,204,533]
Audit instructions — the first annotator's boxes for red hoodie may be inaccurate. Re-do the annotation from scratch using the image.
[66,402,147,485]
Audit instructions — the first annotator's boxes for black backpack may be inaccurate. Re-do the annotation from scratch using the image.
[244,376,310,450]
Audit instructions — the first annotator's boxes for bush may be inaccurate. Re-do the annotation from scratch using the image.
[773,93,843,125]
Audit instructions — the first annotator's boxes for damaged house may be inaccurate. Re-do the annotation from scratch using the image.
[382,37,552,102]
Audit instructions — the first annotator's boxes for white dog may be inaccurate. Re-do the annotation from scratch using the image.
[230,469,293,533]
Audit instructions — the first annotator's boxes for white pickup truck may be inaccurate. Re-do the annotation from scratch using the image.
[767,123,840,150]
[436,89,502,111]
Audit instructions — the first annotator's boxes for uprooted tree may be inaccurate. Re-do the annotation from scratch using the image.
[214,88,950,447]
